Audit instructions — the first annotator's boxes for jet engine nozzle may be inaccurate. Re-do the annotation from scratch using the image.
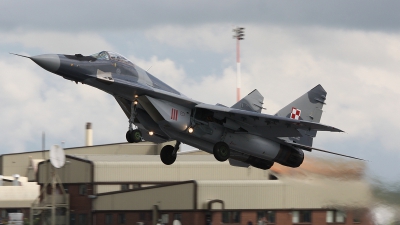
[274,145,304,168]
[31,54,60,73]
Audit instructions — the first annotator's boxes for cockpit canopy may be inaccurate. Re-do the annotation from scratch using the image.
[91,51,133,65]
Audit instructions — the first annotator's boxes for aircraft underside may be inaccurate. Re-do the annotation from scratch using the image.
[124,95,304,170]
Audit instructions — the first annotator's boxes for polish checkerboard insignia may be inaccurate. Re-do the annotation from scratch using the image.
[290,107,301,120]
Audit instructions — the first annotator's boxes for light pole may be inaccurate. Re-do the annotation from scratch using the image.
[233,27,245,102]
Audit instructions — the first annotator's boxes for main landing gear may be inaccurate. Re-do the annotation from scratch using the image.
[160,141,180,165]
[126,100,142,143]
[213,142,230,162]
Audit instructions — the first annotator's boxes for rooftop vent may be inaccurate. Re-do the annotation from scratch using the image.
[85,122,93,146]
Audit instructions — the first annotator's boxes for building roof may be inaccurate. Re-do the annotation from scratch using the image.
[38,154,274,183]
[0,141,173,179]
[93,178,372,211]
[70,154,215,162]
[196,179,371,209]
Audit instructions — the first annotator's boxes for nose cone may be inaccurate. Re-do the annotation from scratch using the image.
[31,54,60,73]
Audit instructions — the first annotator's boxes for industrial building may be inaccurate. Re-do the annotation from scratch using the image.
[1,139,373,225]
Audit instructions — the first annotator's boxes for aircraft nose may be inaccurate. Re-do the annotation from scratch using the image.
[31,54,60,73]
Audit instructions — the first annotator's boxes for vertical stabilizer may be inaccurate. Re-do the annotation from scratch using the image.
[231,89,264,113]
[276,85,327,146]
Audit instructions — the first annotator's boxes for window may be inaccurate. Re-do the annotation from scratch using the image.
[114,52,132,64]
[161,214,169,223]
[70,213,76,225]
[257,211,275,223]
[79,184,87,195]
[118,214,125,224]
[353,211,361,223]
[335,211,346,223]
[91,51,110,60]
[174,213,182,221]
[292,211,311,223]
[78,214,87,225]
[105,214,113,225]
[139,212,146,220]
[326,211,333,223]
[57,208,66,216]
[121,184,129,191]
[132,184,141,189]
[292,211,299,223]
[222,211,241,223]
[326,210,346,223]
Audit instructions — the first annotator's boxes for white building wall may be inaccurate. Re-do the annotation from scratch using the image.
[0,185,40,208]
[93,155,271,182]
[95,185,121,194]
[196,178,372,210]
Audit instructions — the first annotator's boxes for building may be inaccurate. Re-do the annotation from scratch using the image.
[0,142,166,224]
[1,142,373,225]
[0,175,40,224]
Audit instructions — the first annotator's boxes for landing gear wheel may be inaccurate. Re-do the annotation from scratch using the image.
[160,145,177,165]
[126,129,142,143]
[126,131,134,143]
[132,129,142,143]
[213,142,230,162]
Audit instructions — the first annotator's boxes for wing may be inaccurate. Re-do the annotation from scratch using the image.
[195,103,342,139]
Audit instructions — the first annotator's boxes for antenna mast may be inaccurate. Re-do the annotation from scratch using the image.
[233,27,245,102]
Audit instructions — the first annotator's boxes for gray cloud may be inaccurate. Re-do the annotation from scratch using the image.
[1,1,400,32]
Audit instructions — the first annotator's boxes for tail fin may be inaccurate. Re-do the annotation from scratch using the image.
[276,84,327,146]
[231,89,264,113]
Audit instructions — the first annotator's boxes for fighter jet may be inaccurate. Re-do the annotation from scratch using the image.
[12,51,360,170]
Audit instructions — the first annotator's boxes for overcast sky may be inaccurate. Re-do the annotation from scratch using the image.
[1,1,399,183]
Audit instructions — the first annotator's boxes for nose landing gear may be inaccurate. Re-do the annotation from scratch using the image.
[126,129,142,143]
[126,100,142,143]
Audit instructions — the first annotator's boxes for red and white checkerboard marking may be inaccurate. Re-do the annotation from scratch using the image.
[290,107,301,120]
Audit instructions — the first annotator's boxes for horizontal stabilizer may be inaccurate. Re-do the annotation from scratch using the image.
[289,142,364,161]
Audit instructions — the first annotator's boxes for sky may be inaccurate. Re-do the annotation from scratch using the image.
[0,1,399,183]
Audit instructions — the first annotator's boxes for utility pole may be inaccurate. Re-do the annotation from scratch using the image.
[233,27,245,102]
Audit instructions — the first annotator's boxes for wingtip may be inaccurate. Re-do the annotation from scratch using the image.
[337,128,345,133]
[330,126,344,133]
